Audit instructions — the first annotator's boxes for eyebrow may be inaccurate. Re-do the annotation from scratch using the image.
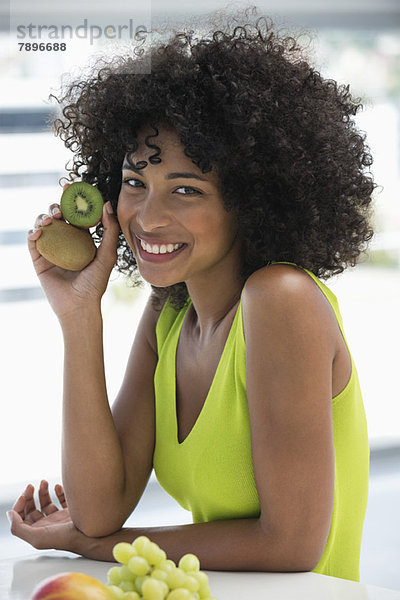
[122,163,208,182]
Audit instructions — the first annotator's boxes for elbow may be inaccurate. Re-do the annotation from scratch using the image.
[75,519,123,538]
[71,510,124,538]
[287,553,322,573]
[257,519,325,573]
[271,550,322,574]
[281,538,324,573]
[266,550,321,574]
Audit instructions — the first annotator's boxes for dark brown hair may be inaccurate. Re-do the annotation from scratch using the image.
[52,10,376,309]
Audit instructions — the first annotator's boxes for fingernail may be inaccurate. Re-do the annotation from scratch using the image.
[6,511,13,524]
[50,207,61,217]
[28,228,38,236]
[38,214,51,225]
[105,201,114,215]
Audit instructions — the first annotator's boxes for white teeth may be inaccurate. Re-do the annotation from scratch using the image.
[139,238,184,255]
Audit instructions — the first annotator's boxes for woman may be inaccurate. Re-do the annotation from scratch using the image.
[8,12,374,581]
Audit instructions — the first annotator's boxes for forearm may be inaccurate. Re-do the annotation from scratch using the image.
[60,307,126,533]
[73,518,315,573]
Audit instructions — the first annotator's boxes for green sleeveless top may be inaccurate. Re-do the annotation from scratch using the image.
[153,263,369,581]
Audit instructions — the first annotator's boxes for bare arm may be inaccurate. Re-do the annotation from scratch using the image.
[27,194,160,537]
[72,264,336,570]
[12,265,337,572]
[61,295,160,537]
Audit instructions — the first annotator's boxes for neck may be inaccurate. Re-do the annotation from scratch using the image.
[185,239,244,339]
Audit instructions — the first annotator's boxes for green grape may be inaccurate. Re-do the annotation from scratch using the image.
[178,554,200,573]
[132,535,151,554]
[142,577,166,600]
[111,537,214,600]
[166,568,187,589]
[113,542,138,565]
[158,580,169,598]
[158,559,176,572]
[151,568,169,582]
[107,566,123,586]
[123,593,141,600]
[142,540,167,566]
[120,565,136,582]
[189,571,208,587]
[120,580,136,592]
[198,584,211,599]
[166,588,192,600]
[107,584,125,599]
[135,575,150,594]
[183,575,199,593]
[128,555,151,576]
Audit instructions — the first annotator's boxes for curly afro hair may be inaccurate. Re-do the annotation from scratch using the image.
[51,9,376,310]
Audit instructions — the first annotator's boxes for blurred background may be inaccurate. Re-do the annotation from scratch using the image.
[0,0,399,590]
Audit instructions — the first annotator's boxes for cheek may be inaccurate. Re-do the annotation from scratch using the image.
[116,195,132,227]
[215,212,239,245]
[116,198,137,253]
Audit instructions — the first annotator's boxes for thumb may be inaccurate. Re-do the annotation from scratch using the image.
[7,510,23,533]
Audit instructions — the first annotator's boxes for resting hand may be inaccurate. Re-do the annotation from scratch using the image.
[7,480,83,552]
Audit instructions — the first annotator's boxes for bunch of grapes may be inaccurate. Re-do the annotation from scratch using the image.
[107,536,216,600]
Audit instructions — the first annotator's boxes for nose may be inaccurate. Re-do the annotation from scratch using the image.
[136,192,172,231]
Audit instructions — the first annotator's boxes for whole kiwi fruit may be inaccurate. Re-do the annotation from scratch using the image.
[60,182,103,228]
[36,219,96,271]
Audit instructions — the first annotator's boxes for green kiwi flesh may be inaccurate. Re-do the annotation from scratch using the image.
[36,219,96,271]
[60,182,103,228]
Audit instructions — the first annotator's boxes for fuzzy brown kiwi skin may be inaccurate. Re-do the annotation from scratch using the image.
[60,182,104,229]
[36,219,96,271]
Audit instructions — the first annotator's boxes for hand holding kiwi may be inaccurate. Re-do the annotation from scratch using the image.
[36,182,104,271]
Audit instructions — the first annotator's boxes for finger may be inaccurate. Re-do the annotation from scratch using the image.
[22,484,44,523]
[21,484,35,512]
[7,510,43,550]
[48,203,63,220]
[34,213,52,229]
[55,484,68,509]
[12,494,27,519]
[95,202,119,269]
[38,480,59,516]
[7,510,27,536]
[27,216,60,271]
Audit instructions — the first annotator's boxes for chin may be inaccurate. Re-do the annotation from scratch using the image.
[138,270,182,289]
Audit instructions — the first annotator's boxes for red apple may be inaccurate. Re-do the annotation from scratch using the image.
[31,571,113,599]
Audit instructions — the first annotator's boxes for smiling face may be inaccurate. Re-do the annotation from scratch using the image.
[117,124,242,289]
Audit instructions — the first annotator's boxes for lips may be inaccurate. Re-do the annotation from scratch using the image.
[138,237,185,255]
[135,235,188,263]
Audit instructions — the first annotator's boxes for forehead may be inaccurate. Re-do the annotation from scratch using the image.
[134,124,182,152]
[124,124,218,184]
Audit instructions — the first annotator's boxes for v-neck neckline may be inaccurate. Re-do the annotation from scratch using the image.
[173,297,242,446]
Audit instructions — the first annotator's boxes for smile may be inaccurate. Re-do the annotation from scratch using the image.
[139,238,184,255]
[135,235,188,263]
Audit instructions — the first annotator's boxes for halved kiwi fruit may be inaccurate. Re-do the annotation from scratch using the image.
[36,219,96,271]
[60,182,103,228]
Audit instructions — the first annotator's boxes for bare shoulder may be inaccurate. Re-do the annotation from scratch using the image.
[243,263,320,302]
[242,263,338,347]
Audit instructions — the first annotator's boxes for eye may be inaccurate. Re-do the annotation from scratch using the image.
[174,186,202,196]
[122,177,144,188]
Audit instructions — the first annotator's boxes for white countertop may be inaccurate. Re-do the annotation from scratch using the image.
[1,551,400,600]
